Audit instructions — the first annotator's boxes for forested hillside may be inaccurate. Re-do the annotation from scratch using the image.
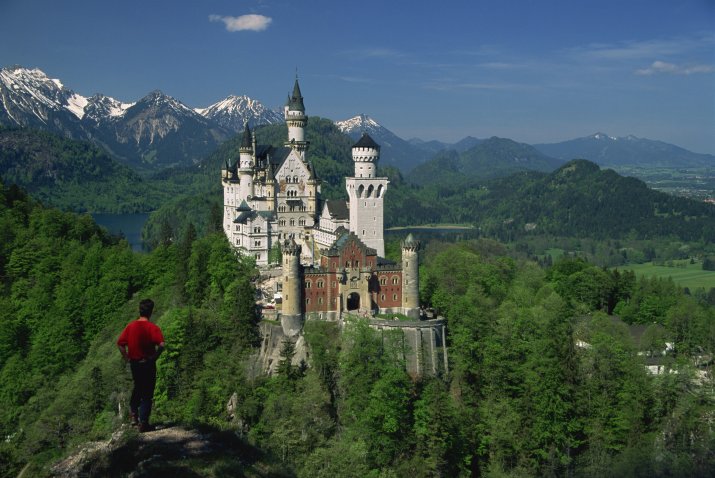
[0,127,169,213]
[387,159,715,242]
[407,136,563,186]
[1,181,713,477]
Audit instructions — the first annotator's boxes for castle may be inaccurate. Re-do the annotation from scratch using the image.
[221,79,421,323]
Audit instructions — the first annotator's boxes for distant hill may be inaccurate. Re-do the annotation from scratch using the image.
[0,127,166,212]
[387,159,715,241]
[406,137,564,186]
[534,133,715,168]
[470,160,715,240]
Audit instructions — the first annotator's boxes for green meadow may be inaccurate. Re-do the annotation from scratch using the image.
[616,260,715,290]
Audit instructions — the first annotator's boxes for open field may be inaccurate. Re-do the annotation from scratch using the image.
[616,260,715,290]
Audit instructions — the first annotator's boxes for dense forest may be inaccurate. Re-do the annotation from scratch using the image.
[1,179,713,477]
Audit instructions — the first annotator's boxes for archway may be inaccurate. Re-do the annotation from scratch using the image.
[347,292,360,311]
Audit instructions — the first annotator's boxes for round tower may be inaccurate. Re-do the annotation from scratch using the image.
[345,133,388,257]
[281,236,303,336]
[284,78,308,149]
[351,133,380,178]
[238,125,254,202]
[401,234,420,319]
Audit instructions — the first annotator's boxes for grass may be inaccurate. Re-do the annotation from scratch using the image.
[616,259,715,290]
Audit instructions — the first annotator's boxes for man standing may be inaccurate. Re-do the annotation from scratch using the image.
[117,299,165,432]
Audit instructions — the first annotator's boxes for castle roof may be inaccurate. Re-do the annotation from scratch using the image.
[323,231,377,257]
[286,78,305,112]
[324,200,349,220]
[352,132,380,150]
[240,124,252,149]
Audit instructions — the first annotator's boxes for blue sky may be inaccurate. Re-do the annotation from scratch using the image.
[1,0,714,153]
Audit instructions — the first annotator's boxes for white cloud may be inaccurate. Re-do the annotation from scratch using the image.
[635,60,714,76]
[209,14,272,32]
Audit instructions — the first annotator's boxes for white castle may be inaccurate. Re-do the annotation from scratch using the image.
[221,78,388,265]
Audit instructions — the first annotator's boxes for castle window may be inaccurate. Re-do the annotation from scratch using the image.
[405,279,409,285]
[332,281,336,288]
[299,218,306,226]
[366,185,374,198]
[306,298,310,305]
[254,240,261,247]
[381,294,386,301]
[392,277,399,285]
[377,184,384,198]
[290,219,295,226]
[306,281,312,288]
[293,175,298,183]
[318,297,323,305]
[393,294,397,301]
[317,280,324,288]
[380,277,387,285]
[235,225,239,231]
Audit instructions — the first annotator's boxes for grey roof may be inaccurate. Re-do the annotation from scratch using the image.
[353,133,380,150]
[286,78,305,112]
[240,125,252,149]
[325,200,349,220]
[236,200,251,211]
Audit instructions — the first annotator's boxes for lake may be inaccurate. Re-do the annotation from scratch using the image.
[92,213,151,252]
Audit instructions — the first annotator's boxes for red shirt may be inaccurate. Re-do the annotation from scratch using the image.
[117,318,164,360]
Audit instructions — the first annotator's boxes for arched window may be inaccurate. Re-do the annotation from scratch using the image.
[392,277,399,285]
[381,294,386,301]
[376,184,384,198]
[290,219,295,226]
[393,294,397,301]
[306,281,312,288]
[357,185,364,198]
[366,185,374,198]
[380,277,387,285]
[317,280,324,288]
[293,175,298,183]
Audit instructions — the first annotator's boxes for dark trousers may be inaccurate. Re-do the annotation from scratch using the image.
[130,360,156,424]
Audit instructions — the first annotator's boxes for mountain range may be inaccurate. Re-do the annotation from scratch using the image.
[534,133,715,168]
[0,66,282,171]
[1,65,713,177]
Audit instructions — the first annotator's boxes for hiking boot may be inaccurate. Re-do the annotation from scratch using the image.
[138,423,155,433]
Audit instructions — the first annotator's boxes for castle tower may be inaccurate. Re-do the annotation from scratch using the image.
[238,125,254,203]
[281,237,303,336]
[401,234,420,319]
[221,156,239,239]
[345,133,388,257]
[284,78,309,159]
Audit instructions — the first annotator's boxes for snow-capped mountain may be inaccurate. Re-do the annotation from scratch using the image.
[0,66,89,136]
[196,95,283,132]
[534,133,715,168]
[82,94,134,125]
[89,90,230,170]
[0,66,237,170]
[335,114,431,171]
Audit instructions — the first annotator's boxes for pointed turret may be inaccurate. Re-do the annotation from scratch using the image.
[284,77,308,152]
[287,78,305,112]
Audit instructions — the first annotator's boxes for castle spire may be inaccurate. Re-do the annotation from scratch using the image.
[287,77,305,112]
